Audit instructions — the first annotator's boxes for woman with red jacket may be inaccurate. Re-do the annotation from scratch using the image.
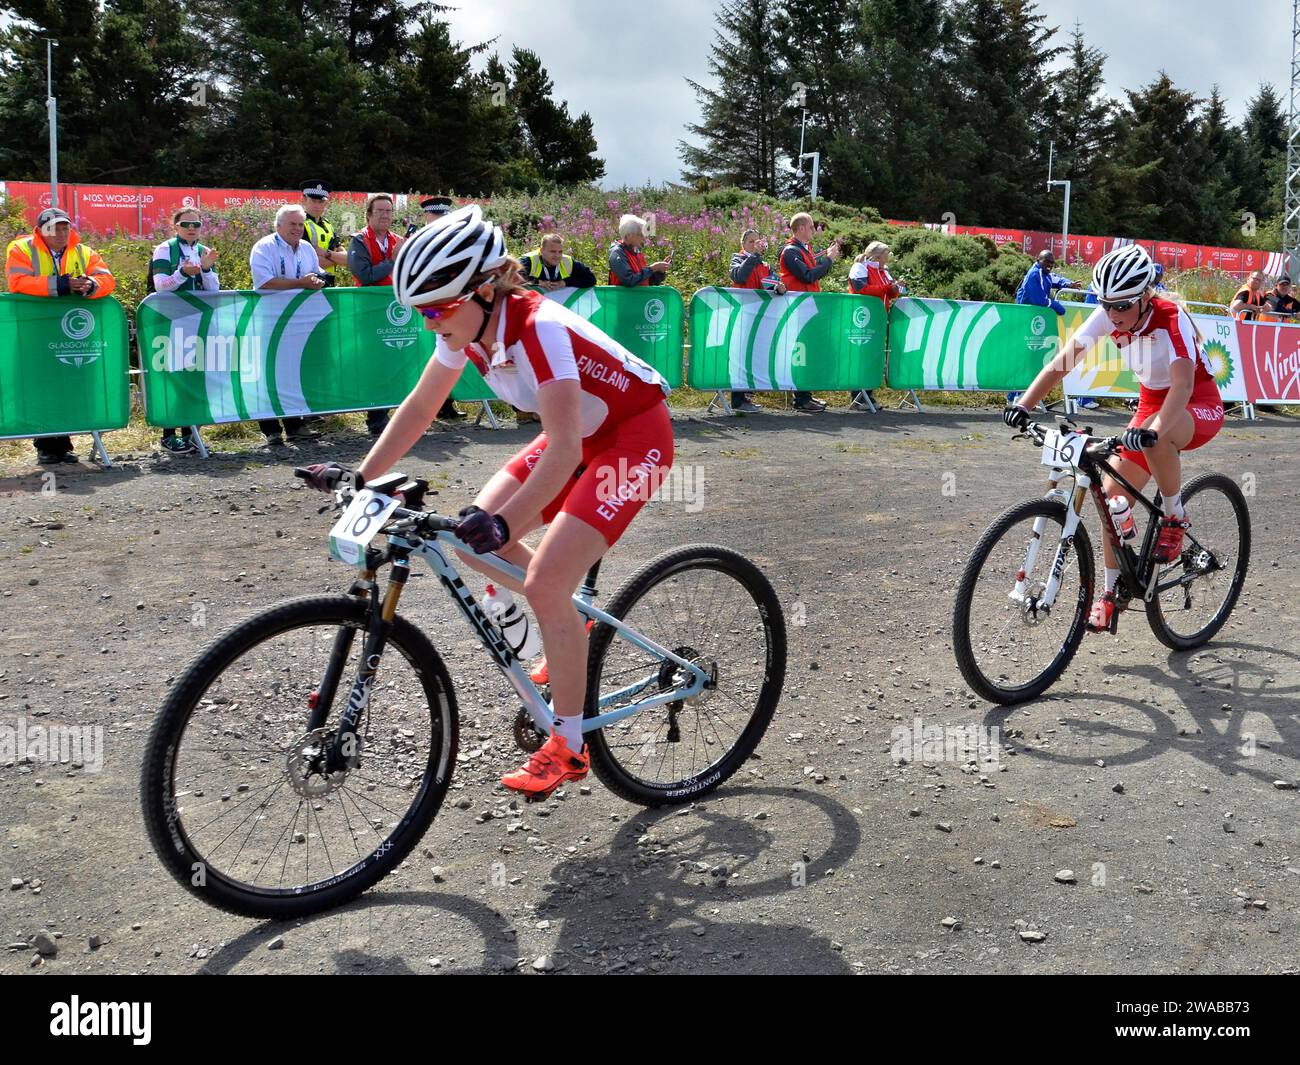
[847,241,903,411]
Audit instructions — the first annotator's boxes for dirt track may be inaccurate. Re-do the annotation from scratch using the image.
[2,404,1298,974]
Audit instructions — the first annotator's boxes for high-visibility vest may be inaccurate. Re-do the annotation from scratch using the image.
[1232,287,1265,321]
[779,239,820,292]
[20,237,88,277]
[522,250,573,281]
[303,215,335,271]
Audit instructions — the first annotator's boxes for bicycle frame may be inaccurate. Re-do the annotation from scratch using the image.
[1016,442,1206,615]
[378,530,711,737]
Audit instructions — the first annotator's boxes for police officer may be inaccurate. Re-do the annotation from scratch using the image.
[302,179,347,285]
[407,195,454,237]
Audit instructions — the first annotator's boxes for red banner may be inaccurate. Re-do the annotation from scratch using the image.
[1237,320,1300,402]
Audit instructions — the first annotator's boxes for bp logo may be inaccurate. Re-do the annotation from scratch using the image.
[636,298,668,342]
[61,308,95,340]
[379,301,416,348]
[1204,339,1234,388]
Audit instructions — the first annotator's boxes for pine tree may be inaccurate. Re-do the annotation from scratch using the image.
[507,48,604,187]
[679,0,783,193]
[945,0,1062,228]
[1195,87,1244,245]
[1240,83,1286,221]
[1047,23,1116,235]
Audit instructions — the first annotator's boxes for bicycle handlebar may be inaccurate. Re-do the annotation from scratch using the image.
[1018,419,1157,457]
[293,466,461,538]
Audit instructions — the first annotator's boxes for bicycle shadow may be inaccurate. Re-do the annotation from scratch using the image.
[979,641,1298,786]
[538,786,862,974]
[195,890,518,975]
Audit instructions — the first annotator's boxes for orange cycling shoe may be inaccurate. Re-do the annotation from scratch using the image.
[500,733,589,798]
[1154,517,1190,563]
[1087,592,1117,633]
[529,619,594,686]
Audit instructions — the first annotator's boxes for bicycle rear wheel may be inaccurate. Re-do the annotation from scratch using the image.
[953,498,1095,704]
[140,595,458,919]
[584,545,786,806]
[1145,473,1250,651]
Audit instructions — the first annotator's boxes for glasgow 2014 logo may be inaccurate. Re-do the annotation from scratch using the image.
[379,301,416,348]
[61,308,96,341]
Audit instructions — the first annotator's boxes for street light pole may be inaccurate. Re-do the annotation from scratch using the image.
[795,106,820,201]
[1046,142,1070,262]
[45,38,58,207]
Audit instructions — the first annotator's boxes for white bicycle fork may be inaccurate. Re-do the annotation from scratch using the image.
[1010,468,1092,613]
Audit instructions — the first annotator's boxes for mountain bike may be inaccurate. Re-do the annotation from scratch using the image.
[141,470,787,919]
[952,417,1250,705]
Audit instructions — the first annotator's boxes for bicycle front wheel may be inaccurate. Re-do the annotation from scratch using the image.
[1145,472,1251,651]
[584,545,786,806]
[140,595,458,919]
[953,498,1095,704]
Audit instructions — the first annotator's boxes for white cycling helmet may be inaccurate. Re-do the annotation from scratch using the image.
[1092,244,1157,302]
[392,204,509,307]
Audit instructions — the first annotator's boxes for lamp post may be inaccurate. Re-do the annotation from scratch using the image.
[795,106,820,201]
[45,38,58,208]
[1047,141,1071,263]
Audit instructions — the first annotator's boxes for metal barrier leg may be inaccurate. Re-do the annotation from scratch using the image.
[706,391,734,415]
[480,401,501,429]
[191,426,210,458]
[90,432,113,468]
[895,389,923,412]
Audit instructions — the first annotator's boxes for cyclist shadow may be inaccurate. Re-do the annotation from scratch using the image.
[195,890,519,975]
[539,786,862,974]
[979,641,1299,785]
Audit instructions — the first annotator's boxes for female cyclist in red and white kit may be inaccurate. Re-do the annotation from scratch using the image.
[304,205,674,796]
[1005,244,1224,632]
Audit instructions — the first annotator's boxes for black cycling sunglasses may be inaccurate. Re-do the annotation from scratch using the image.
[1099,297,1139,312]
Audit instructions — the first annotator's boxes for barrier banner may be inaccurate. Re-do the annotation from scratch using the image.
[0,294,131,437]
[687,289,886,391]
[886,297,1054,391]
[1059,305,1247,403]
[455,286,687,403]
[1237,319,1300,403]
[547,285,685,388]
[136,289,430,426]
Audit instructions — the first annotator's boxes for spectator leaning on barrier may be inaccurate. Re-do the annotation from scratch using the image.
[779,212,843,412]
[407,195,453,237]
[249,204,326,447]
[302,180,347,285]
[727,229,786,412]
[609,214,670,287]
[1011,249,1079,405]
[1231,271,1268,321]
[1262,276,1300,322]
[151,207,220,455]
[847,240,903,412]
[347,193,404,438]
[5,207,117,464]
[521,233,597,291]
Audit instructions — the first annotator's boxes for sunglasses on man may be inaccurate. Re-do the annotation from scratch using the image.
[177,220,202,230]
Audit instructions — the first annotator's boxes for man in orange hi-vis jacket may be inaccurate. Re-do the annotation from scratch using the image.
[5,207,117,462]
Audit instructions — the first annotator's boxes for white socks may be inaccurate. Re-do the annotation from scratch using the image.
[1162,492,1184,519]
[1104,567,1120,594]
[554,714,584,752]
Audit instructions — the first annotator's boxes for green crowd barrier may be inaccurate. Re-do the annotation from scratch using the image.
[0,293,131,438]
[886,297,1058,391]
[687,288,886,391]
[136,288,431,426]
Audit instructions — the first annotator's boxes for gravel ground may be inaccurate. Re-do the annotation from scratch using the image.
[2,404,1298,974]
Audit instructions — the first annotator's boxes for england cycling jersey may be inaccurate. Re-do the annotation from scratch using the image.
[1070,297,1216,392]
[434,289,669,437]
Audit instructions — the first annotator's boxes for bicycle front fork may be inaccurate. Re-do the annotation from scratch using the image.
[304,554,412,772]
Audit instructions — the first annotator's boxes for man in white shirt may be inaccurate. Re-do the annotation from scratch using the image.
[248,204,327,445]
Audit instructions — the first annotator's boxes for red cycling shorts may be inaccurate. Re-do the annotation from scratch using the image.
[1119,379,1224,473]
[501,401,674,546]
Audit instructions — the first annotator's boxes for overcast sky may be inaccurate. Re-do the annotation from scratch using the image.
[445,0,1294,188]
